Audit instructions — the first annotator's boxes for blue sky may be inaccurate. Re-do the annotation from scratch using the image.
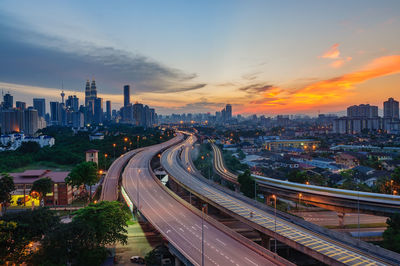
[1,1,400,114]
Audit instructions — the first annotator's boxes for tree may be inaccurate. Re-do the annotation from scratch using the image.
[1,208,59,264]
[66,161,99,202]
[35,201,129,266]
[31,178,53,203]
[383,213,400,253]
[238,170,256,198]
[0,173,15,215]
[18,141,41,153]
[286,170,308,184]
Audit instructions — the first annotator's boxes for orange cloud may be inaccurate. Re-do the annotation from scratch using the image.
[320,43,340,59]
[330,56,352,68]
[240,55,400,114]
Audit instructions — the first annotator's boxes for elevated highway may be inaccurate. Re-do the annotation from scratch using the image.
[210,142,400,216]
[161,134,400,265]
[121,134,290,266]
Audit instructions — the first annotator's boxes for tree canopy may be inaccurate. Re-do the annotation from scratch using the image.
[238,170,256,198]
[383,213,400,253]
[0,174,15,215]
[66,161,99,201]
[31,178,53,201]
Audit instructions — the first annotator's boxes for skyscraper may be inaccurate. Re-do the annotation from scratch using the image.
[24,108,39,135]
[384,97,399,119]
[16,101,26,110]
[106,100,111,121]
[225,104,232,120]
[3,93,13,109]
[50,102,60,125]
[94,97,103,124]
[124,85,130,107]
[347,104,378,118]
[85,80,91,107]
[33,98,46,117]
[66,95,79,112]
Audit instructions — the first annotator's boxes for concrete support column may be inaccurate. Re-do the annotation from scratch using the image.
[174,255,182,266]
[337,212,346,228]
[260,233,271,250]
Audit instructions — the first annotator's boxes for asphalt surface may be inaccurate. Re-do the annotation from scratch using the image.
[100,148,143,201]
[161,134,390,266]
[122,134,284,266]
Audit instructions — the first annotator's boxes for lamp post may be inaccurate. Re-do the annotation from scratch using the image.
[298,193,302,210]
[357,181,360,241]
[137,169,141,213]
[113,143,116,159]
[104,154,108,170]
[272,194,277,253]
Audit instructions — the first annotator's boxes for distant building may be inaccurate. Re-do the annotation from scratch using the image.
[347,104,378,118]
[93,97,103,124]
[124,85,130,107]
[225,104,232,120]
[66,95,79,112]
[15,101,26,110]
[23,108,39,135]
[384,97,399,119]
[106,100,111,121]
[33,98,46,117]
[264,139,319,151]
[50,101,60,125]
[2,93,13,109]
[0,133,54,151]
[86,149,99,164]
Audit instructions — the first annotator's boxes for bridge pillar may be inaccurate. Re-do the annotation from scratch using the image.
[337,212,346,228]
[260,233,271,250]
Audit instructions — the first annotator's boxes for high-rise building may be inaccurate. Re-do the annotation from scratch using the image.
[85,80,91,107]
[66,95,79,112]
[0,109,20,133]
[24,108,39,135]
[61,90,65,104]
[133,102,144,126]
[94,97,103,124]
[16,101,26,110]
[225,104,232,120]
[124,85,130,107]
[3,93,13,109]
[50,102,60,125]
[347,104,378,118]
[33,98,46,117]
[384,97,399,119]
[106,100,111,121]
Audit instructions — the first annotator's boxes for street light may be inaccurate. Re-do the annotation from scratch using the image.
[104,154,108,170]
[298,193,302,210]
[113,143,116,159]
[272,194,277,253]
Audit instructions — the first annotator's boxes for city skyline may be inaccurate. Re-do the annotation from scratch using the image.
[1,1,400,115]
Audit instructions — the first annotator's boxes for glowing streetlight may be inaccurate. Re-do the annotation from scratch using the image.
[272,194,277,253]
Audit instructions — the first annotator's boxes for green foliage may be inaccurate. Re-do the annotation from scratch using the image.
[66,161,98,202]
[1,208,59,264]
[238,170,255,198]
[383,213,400,253]
[193,143,213,179]
[35,201,129,266]
[31,178,53,200]
[66,161,98,188]
[0,173,15,214]
[286,170,308,184]
[236,149,246,160]
[222,150,249,172]
[72,201,130,246]
[18,141,41,153]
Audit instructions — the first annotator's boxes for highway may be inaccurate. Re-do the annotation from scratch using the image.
[122,134,289,266]
[211,141,400,215]
[100,148,143,201]
[161,134,395,266]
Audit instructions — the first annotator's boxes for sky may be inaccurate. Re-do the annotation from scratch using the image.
[0,1,400,116]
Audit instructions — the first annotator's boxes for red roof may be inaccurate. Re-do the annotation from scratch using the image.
[10,170,70,184]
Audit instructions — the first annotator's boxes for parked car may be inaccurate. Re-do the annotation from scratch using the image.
[130,256,145,264]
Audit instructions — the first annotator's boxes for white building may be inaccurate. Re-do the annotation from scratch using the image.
[0,133,55,151]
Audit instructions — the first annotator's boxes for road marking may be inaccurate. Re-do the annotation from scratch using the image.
[215,238,226,246]
[244,257,258,266]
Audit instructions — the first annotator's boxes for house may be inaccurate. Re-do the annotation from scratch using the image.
[10,170,76,206]
[382,160,400,171]
[335,153,360,168]
[353,165,375,176]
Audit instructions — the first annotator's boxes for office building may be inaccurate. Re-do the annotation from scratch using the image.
[66,95,79,112]
[50,102,60,125]
[3,93,13,109]
[33,98,46,117]
[225,104,232,120]
[347,104,378,118]
[124,85,130,107]
[23,108,39,135]
[106,100,111,121]
[16,101,26,110]
[93,97,103,124]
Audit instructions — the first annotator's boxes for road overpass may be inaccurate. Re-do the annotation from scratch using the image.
[210,141,400,216]
[121,134,290,266]
[100,148,143,201]
[161,134,400,265]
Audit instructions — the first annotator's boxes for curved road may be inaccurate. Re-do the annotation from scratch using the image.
[162,134,393,266]
[122,134,289,266]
